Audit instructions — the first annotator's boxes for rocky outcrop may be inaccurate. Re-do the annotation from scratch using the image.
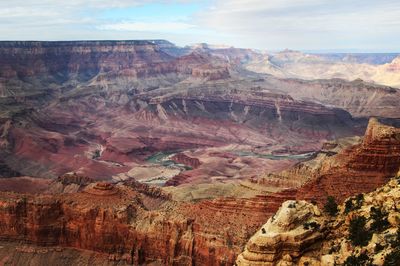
[237,177,400,265]
[164,173,190,186]
[171,153,201,169]
[55,172,94,186]
[233,118,400,265]
[123,178,171,201]
[236,200,325,265]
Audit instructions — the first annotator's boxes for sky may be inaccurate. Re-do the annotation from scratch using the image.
[0,0,399,52]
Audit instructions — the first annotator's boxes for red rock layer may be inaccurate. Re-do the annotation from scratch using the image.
[0,41,230,82]
[292,118,400,204]
[164,173,190,187]
[0,184,274,265]
[171,153,201,169]
[55,173,94,186]
[0,176,51,194]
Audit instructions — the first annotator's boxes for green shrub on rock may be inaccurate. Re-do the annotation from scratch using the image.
[383,249,400,266]
[370,206,390,232]
[343,252,372,266]
[324,196,338,216]
[348,216,372,246]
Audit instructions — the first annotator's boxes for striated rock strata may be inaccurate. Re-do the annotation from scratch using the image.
[236,200,325,265]
[294,118,400,204]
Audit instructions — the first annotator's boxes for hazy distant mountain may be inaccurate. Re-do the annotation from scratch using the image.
[246,49,400,88]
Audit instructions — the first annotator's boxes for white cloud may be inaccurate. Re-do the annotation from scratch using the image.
[0,7,59,18]
[194,0,400,50]
[0,0,399,51]
[99,21,195,32]
[0,0,151,9]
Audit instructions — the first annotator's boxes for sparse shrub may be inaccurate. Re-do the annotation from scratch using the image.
[345,194,364,213]
[309,221,320,230]
[303,221,320,231]
[383,249,400,266]
[385,228,400,266]
[92,149,101,159]
[345,198,354,213]
[389,227,400,248]
[355,194,364,206]
[324,196,338,216]
[328,244,340,254]
[349,216,372,246]
[374,243,384,253]
[343,252,372,266]
[370,206,390,232]
[303,223,310,230]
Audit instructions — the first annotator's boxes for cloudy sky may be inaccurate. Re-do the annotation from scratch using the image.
[1,0,399,51]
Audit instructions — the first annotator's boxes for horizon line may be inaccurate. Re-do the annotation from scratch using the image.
[0,39,398,54]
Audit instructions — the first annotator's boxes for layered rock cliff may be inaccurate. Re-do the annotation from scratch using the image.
[236,201,325,265]
[294,118,400,204]
[0,179,268,265]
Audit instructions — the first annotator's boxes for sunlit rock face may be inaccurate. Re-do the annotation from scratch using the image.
[236,200,325,265]
[292,118,400,204]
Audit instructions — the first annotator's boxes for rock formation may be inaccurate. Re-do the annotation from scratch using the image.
[236,176,400,265]
[236,200,325,265]
[293,118,400,204]
[170,153,201,169]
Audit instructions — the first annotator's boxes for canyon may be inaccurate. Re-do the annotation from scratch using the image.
[0,40,400,265]
[0,116,399,265]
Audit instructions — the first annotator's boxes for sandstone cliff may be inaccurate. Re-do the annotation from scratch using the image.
[236,201,325,265]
